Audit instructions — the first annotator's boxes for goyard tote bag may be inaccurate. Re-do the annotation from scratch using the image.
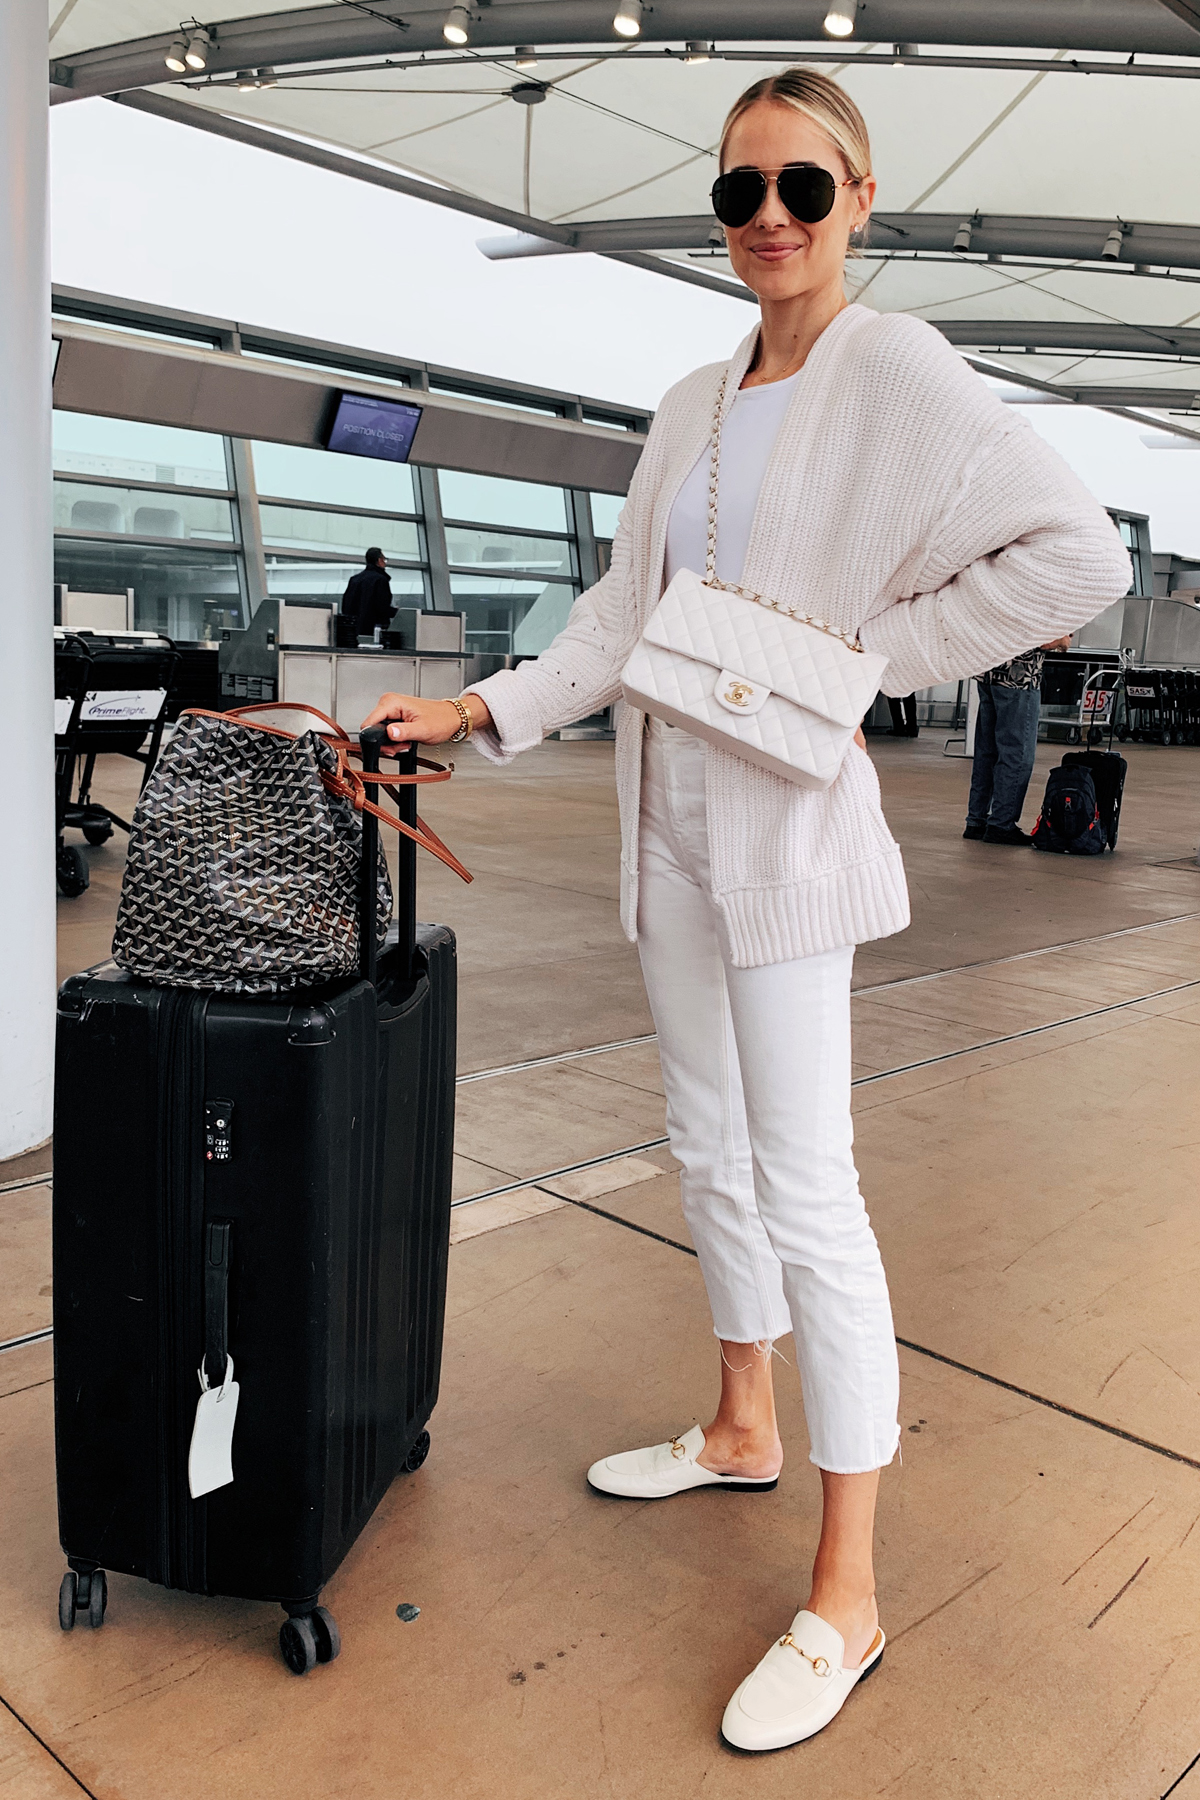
[621,371,889,790]
[112,703,470,993]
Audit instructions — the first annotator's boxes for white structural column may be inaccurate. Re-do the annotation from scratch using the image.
[0,3,55,1158]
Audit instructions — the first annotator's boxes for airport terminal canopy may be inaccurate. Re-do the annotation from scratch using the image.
[48,0,1200,420]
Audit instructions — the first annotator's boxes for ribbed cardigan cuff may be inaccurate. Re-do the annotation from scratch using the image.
[464,668,545,766]
[715,845,911,968]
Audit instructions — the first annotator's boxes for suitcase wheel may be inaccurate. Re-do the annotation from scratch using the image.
[402,1429,431,1475]
[59,1566,107,1631]
[280,1604,341,1674]
[311,1606,341,1664]
[280,1615,318,1675]
[56,845,89,899]
[87,1569,108,1628]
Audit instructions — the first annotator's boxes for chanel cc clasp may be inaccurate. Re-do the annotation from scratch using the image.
[714,668,770,718]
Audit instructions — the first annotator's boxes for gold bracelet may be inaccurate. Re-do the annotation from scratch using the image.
[447,697,473,742]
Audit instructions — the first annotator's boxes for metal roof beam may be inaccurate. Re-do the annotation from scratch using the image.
[936,320,1200,356]
[998,386,1200,406]
[1155,0,1200,37]
[52,0,1200,101]
[962,352,1200,443]
[481,212,1200,271]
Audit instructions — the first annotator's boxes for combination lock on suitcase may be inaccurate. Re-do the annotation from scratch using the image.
[52,731,457,1674]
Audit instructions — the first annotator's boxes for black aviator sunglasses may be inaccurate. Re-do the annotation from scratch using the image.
[710,164,861,230]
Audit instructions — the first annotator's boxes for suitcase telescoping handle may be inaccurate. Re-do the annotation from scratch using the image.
[358,726,417,984]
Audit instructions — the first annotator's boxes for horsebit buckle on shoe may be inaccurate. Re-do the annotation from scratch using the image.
[669,1436,687,1460]
[779,1633,831,1676]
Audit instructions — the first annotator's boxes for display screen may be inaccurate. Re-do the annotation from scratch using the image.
[324,391,423,463]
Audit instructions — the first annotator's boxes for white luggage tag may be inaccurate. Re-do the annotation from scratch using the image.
[188,1356,240,1498]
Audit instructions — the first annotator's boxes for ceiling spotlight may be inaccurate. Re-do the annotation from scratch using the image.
[952,219,973,253]
[1101,224,1125,260]
[443,4,472,45]
[514,45,539,68]
[613,0,642,39]
[184,27,211,69]
[164,34,189,72]
[823,4,855,38]
[235,68,258,90]
[256,66,277,86]
[683,40,712,62]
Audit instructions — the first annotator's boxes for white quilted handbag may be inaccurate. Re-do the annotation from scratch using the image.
[621,374,888,790]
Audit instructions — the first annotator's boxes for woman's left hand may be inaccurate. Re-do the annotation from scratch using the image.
[854,726,867,750]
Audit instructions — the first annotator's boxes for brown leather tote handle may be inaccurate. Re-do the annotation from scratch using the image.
[179,706,473,883]
[179,703,351,745]
[356,795,473,884]
[321,763,473,884]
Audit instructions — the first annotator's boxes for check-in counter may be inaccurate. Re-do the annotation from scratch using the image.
[278,647,469,733]
[275,600,469,732]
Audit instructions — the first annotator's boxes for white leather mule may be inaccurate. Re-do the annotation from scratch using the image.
[721,1608,885,1752]
[586,1424,780,1500]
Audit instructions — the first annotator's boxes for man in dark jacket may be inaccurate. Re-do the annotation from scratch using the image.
[340,548,393,635]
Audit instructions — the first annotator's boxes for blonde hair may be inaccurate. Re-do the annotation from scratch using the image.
[718,68,872,181]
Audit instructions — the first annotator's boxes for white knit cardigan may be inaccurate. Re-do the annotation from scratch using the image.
[468,305,1132,967]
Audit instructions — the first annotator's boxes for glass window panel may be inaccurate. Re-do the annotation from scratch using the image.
[428,386,560,418]
[266,558,427,601]
[52,411,230,489]
[589,493,625,539]
[260,505,420,560]
[52,314,219,349]
[251,440,416,513]
[438,470,567,532]
[54,481,235,542]
[250,351,410,390]
[444,526,573,579]
[449,572,578,657]
[53,538,246,638]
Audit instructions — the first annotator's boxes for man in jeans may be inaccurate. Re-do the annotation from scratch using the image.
[964,640,1070,845]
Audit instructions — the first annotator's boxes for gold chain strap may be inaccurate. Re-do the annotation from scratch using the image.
[705,371,863,655]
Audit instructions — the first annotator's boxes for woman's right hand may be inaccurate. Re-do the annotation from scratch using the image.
[360,691,492,745]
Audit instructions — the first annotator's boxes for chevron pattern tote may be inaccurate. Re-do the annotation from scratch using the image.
[112,709,393,994]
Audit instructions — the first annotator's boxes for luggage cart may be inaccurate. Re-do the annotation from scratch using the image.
[54,631,179,897]
[1119,673,1160,742]
[1161,668,1200,744]
[1117,668,1191,745]
[1078,666,1122,749]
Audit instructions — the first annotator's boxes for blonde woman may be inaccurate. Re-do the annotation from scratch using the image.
[365,70,1129,1751]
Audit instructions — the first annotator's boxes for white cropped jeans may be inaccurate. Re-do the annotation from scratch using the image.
[636,721,900,1474]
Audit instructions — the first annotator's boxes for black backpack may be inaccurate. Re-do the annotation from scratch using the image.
[1060,749,1127,850]
[1031,765,1107,856]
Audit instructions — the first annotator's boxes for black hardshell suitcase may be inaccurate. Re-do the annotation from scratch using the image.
[52,732,456,1673]
[1060,748,1127,850]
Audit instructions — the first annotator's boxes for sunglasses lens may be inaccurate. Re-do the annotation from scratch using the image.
[711,170,766,228]
[776,166,836,223]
